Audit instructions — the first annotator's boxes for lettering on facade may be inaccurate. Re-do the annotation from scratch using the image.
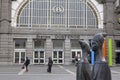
[55,34,80,39]
[55,35,66,39]
[36,35,51,39]
[36,34,80,39]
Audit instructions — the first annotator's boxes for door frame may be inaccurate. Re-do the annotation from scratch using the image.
[52,49,64,64]
[33,49,45,64]
[71,49,82,62]
[115,50,120,64]
[14,49,26,64]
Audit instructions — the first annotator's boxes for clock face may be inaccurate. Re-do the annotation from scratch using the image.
[53,6,64,13]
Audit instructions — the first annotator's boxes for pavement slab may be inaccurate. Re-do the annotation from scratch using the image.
[0,65,120,80]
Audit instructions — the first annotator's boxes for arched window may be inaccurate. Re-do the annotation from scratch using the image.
[17,0,98,29]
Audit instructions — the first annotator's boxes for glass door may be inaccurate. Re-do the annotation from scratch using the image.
[71,49,82,62]
[33,51,39,64]
[52,50,64,64]
[14,50,26,64]
[33,50,45,64]
[115,52,120,64]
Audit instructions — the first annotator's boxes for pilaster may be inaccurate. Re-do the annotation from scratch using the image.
[64,38,71,65]
[45,38,53,64]
[0,0,11,33]
[0,0,12,64]
[0,34,13,64]
[26,36,33,64]
[104,0,114,36]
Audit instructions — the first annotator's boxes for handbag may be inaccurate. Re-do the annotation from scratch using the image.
[22,65,25,69]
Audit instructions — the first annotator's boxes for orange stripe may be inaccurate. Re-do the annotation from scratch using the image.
[102,38,106,59]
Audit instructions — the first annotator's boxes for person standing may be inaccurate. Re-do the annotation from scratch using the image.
[75,56,78,66]
[47,57,53,73]
[24,57,30,72]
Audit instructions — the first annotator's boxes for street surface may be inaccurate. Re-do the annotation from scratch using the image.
[0,64,120,80]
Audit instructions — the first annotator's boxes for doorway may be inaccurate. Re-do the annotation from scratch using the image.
[71,49,82,63]
[52,49,64,64]
[115,52,120,64]
[33,50,45,64]
[14,49,26,64]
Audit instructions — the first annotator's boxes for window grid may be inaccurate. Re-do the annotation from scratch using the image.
[17,0,98,28]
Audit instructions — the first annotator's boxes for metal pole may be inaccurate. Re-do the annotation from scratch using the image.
[91,50,95,65]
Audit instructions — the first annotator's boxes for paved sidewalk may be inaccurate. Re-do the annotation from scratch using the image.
[0,65,120,80]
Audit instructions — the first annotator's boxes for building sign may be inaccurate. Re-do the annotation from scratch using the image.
[55,34,80,39]
[36,35,51,39]
[36,34,80,39]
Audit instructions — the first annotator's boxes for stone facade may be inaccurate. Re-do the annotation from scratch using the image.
[0,0,120,65]
[0,0,12,64]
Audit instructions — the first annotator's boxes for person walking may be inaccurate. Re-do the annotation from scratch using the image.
[75,56,78,66]
[23,57,30,72]
[47,57,53,73]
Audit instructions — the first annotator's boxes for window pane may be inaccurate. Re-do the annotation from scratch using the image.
[53,51,57,58]
[34,51,38,58]
[72,51,75,58]
[116,40,120,48]
[15,39,26,49]
[40,59,44,63]
[71,40,80,49]
[34,40,45,49]
[15,52,19,63]
[59,51,63,58]
[53,59,57,63]
[21,52,25,63]
[40,51,44,58]
[17,0,98,28]
[34,59,38,63]
[77,51,81,58]
[53,40,64,49]
[58,60,63,63]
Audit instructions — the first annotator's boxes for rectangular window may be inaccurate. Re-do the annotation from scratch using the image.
[115,52,120,64]
[15,39,26,49]
[115,40,120,48]
[53,40,64,49]
[71,39,80,49]
[34,39,45,49]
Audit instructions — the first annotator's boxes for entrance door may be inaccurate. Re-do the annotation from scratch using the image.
[14,50,26,64]
[52,50,64,64]
[33,50,45,64]
[71,49,82,62]
[115,52,120,64]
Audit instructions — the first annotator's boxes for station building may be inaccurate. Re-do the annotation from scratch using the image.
[0,0,120,66]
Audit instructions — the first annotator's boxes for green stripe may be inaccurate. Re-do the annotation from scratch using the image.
[108,38,112,66]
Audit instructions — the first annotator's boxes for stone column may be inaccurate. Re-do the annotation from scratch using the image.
[0,0,12,64]
[0,34,12,64]
[104,0,114,35]
[104,0,115,66]
[0,0,11,33]
[64,38,71,65]
[26,36,33,64]
[45,38,52,64]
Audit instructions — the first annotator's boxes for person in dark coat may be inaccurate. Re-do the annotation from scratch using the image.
[24,57,30,72]
[91,33,111,80]
[75,56,78,66]
[47,57,53,73]
[76,40,92,80]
